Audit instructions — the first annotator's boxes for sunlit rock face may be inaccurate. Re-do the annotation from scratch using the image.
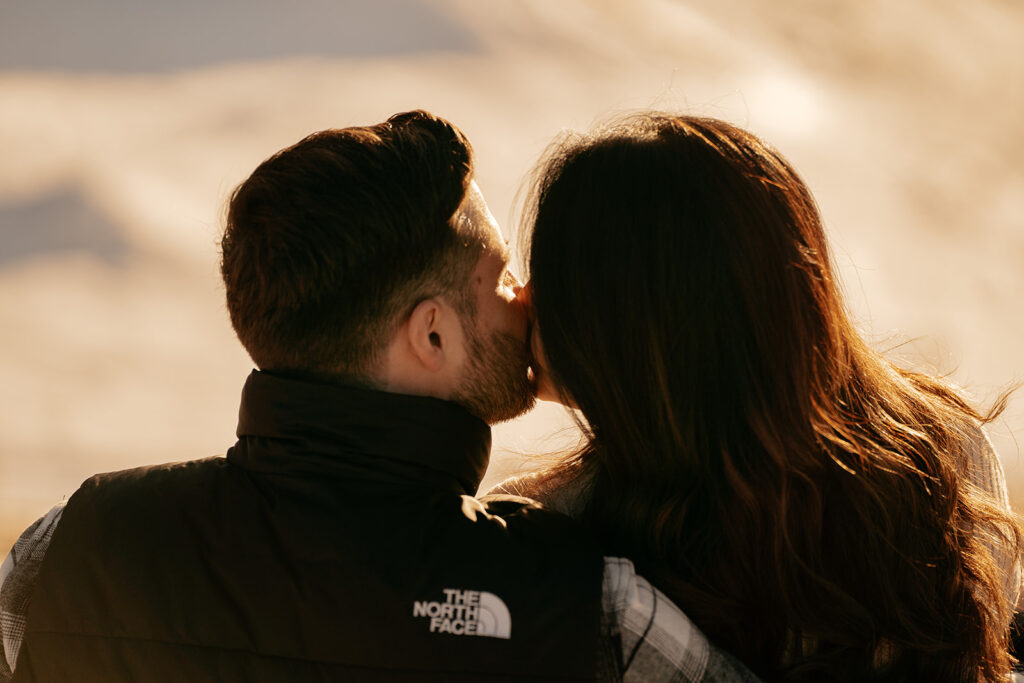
[1,0,1021,548]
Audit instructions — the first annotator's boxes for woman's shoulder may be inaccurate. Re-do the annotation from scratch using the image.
[486,461,593,519]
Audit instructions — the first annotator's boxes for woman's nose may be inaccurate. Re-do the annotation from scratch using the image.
[515,280,533,314]
[509,271,525,297]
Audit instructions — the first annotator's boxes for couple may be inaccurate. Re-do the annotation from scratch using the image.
[1,110,1020,681]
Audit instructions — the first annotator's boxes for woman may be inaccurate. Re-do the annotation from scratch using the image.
[496,114,1023,681]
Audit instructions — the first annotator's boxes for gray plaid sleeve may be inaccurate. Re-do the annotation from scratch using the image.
[602,557,762,682]
[0,502,65,681]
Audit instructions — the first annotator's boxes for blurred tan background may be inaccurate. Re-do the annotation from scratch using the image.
[1,0,1022,551]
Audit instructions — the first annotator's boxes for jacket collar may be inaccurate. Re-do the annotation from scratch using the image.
[226,370,491,495]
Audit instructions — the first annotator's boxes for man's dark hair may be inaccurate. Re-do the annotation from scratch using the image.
[221,110,482,379]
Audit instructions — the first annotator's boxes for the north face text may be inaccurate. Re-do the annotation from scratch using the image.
[413,588,511,639]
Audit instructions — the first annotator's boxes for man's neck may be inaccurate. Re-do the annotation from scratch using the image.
[260,367,379,392]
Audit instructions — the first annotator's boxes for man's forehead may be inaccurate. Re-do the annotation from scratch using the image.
[454,181,509,258]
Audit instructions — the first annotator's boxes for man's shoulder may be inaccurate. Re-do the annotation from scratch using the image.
[66,456,230,505]
[43,456,235,559]
[81,455,228,486]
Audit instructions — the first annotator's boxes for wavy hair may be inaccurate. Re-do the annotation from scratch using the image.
[526,114,1023,681]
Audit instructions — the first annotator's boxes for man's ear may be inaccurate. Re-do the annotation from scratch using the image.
[378,297,467,398]
[405,297,451,372]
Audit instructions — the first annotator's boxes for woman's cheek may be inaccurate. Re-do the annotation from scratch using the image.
[530,325,561,404]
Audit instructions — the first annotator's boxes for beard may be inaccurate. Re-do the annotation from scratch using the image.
[450,324,536,424]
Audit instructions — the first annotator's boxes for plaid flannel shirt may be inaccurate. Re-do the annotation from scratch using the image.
[0,502,759,682]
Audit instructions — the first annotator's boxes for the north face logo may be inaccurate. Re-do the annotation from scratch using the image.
[412,588,511,639]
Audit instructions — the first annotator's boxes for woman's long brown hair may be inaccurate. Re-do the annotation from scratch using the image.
[526,114,1023,681]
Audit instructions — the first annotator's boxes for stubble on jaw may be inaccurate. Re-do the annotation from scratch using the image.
[451,326,536,425]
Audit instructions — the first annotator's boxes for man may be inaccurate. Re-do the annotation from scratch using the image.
[0,111,759,681]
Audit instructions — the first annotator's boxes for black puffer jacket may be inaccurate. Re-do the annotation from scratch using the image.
[15,371,603,682]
